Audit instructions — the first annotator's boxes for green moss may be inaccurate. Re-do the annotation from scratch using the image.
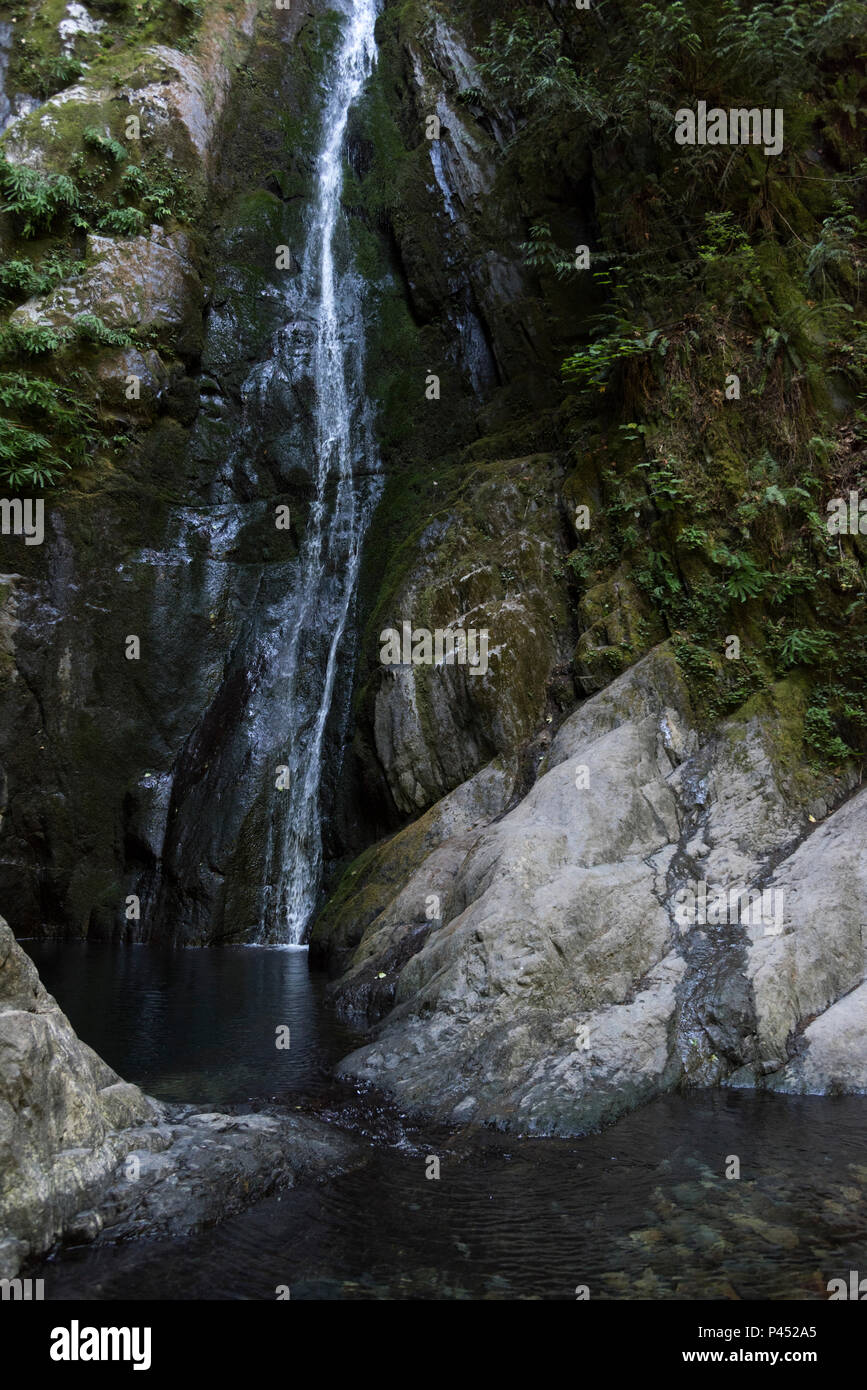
[6,0,206,103]
[0,1,245,494]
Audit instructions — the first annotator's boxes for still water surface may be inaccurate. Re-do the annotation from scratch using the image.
[26,941,867,1300]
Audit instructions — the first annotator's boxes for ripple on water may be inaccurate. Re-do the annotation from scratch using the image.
[26,941,867,1300]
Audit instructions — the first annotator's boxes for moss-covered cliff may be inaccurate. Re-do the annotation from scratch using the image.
[340,0,867,841]
[305,0,867,1130]
[0,0,355,939]
[0,0,865,1011]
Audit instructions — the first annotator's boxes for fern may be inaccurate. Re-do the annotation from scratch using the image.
[715,1,811,104]
[563,323,668,389]
[119,165,149,197]
[0,418,69,487]
[0,372,97,488]
[30,53,84,99]
[84,127,129,165]
[805,199,863,297]
[712,546,770,602]
[778,628,836,668]
[519,223,576,280]
[0,260,43,302]
[804,703,854,763]
[98,206,146,236]
[0,160,79,238]
[73,313,133,347]
[0,252,81,305]
[0,322,72,357]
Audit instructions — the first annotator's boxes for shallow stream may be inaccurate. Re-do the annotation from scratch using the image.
[27,941,867,1301]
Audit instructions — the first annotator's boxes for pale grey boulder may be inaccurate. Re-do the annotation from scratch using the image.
[762,983,867,1095]
[333,644,865,1132]
[339,646,699,1131]
[0,913,161,1270]
[741,786,867,1081]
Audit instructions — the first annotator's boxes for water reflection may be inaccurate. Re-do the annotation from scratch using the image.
[25,940,361,1106]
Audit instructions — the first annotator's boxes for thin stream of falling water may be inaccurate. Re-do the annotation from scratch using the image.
[258,0,382,943]
[0,23,12,132]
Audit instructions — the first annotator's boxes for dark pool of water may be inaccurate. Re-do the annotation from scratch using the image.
[23,941,867,1301]
[25,939,363,1106]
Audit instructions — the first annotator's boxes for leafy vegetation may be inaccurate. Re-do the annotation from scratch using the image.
[24,53,85,101]
[0,53,204,491]
[0,312,133,358]
[0,160,80,238]
[476,0,867,768]
[0,372,97,487]
[83,127,128,165]
[0,252,82,306]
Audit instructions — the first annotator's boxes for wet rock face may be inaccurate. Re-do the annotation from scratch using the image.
[339,0,596,839]
[0,0,582,944]
[329,644,866,1134]
[368,454,576,817]
[378,6,578,407]
[348,0,593,479]
[0,22,13,134]
[0,6,264,943]
[0,914,360,1278]
[11,229,204,349]
[0,2,354,944]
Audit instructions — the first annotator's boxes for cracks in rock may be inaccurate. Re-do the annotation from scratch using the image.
[659,752,761,1090]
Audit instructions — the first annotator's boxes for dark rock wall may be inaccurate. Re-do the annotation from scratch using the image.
[0,0,583,945]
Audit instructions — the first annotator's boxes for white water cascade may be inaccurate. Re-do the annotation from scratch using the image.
[257,0,383,943]
[0,23,13,133]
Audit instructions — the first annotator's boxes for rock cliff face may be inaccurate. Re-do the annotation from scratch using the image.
[368,453,575,817]
[0,1,364,943]
[0,0,865,1140]
[0,0,582,943]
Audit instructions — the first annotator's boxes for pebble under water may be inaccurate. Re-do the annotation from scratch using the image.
[26,941,867,1301]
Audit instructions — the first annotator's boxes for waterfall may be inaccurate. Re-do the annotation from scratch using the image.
[0,23,13,133]
[257,0,383,944]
